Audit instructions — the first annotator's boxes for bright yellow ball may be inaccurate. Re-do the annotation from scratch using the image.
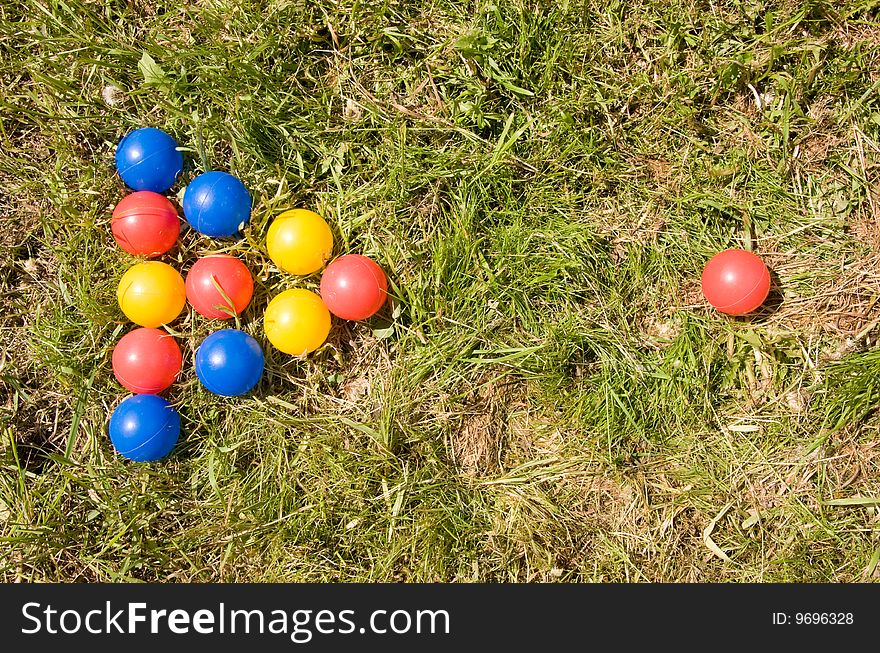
[266,209,333,276]
[117,261,186,328]
[264,289,331,355]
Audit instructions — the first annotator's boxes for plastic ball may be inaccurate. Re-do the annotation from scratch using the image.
[185,255,254,319]
[183,171,251,237]
[195,329,264,397]
[266,209,333,276]
[108,394,180,462]
[112,328,182,394]
[264,289,331,356]
[117,261,187,328]
[320,254,388,321]
[111,191,180,257]
[701,249,771,315]
[115,127,183,193]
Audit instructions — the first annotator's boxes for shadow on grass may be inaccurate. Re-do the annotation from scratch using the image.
[746,267,785,324]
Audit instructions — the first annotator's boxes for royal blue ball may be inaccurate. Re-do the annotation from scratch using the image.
[183,171,251,237]
[108,394,180,462]
[195,329,264,396]
[115,128,183,193]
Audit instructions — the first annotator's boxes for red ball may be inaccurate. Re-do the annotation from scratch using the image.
[319,254,388,321]
[111,191,180,257]
[701,249,771,315]
[112,327,182,394]
[185,255,254,319]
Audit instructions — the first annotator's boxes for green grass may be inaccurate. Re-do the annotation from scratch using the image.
[2,0,880,581]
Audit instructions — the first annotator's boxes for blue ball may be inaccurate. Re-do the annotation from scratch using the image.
[183,171,251,237]
[115,128,183,193]
[195,329,264,396]
[108,394,180,462]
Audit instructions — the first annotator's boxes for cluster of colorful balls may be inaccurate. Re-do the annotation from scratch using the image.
[108,128,388,463]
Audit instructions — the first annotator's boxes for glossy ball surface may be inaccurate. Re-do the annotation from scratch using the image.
[182,171,251,237]
[112,327,182,394]
[194,329,264,396]
[115,127,183,193]
[701,249,771,315]
[263,289,331,356]
[319,254,388,320]
[185,255,254,319]
[111,191,180,257]
[266,209,333,276]
[117,261,186,328]
[108,394,180,462]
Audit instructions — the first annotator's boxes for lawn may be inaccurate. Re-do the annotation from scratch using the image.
[2,0,880,582]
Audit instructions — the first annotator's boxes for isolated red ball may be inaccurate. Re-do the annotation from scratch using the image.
[112,327,182,394]
[111,191,180,257]
[185,255,254,319]
[701,249,771,315]
[319,254,388,320]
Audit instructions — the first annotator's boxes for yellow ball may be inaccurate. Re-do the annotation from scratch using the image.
[266,209,333,276]
[117,261,186,328]
[264,289,331,355]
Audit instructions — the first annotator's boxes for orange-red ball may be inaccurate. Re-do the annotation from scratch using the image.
[701,249,770,315]
[185,255,254,319]
[111,191,180,257]
[112,327,182,394]
[319,254,388,320]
